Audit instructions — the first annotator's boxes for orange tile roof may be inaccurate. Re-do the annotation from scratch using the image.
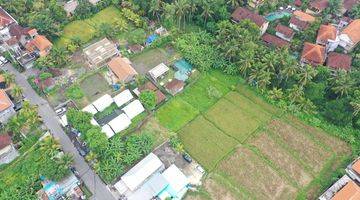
[342,19,360,45]
[332,181,360,200]
[352,159,360,175]
[317,24,337,43]
[301,42,325,65]
[293,10,316,22]
[0,89,12,112]
[108,56,138,82]
[33,35,52,56]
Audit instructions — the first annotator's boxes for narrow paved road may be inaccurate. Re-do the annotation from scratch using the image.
[4,64,115,200]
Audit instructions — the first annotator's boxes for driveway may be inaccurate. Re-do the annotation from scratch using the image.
[4,63,115,200]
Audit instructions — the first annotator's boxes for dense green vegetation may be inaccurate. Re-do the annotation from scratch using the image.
[66,108,154,182]
[0,136,73,200]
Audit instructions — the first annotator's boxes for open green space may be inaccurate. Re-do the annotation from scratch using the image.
[156,97,199,132]
[55,6,126,48]
[79,73,112,103]
[178,116,237,170]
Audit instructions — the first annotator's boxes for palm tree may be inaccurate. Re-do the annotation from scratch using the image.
[173,0,190,29]
[298,65,317,86]
[149,0,163,21]
[11,84,23,100]
[268,87,283,101]
[3,72,15,86]
[330,70,354,97]
[287,85,304,104]
[227,0,243,8]
[40,136,61,158]
[57,153,73,169]
[200,1,214,26]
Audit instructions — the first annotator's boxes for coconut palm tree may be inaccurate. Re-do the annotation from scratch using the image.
[3,72,15,86]
[330,70,354,97]
[149,0,163,21]
[287,85,304,104]
[173,0,190,28]
[200,1,214,26]
[298,65,317,86]
[11,84,23,100]
[40,136,61,158]
[268,87,283,101]
[227,0,243,8]
[57,153,73,170]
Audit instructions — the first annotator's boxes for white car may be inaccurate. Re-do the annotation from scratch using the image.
[0,56,8,66]
[55,107,66,116]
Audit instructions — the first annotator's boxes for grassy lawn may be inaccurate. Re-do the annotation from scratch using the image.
[55,6,126,48]
[156,97,199,132]
[179,116,237,171]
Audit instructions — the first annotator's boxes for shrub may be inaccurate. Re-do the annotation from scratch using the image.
[65,84,84,100]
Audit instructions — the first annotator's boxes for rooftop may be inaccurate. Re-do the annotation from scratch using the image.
[309,0,329,11]
[0,133,11,149]
[352,159,360,175]
[231,7,267,27]
[108,56,138,82]
[332,180,360,200]
[341,19,360,45]
[261,33,290,48]
[317,24,337,43]
[301,42,325,65]
[0,7,15,28]
[293,10,316,22]
[0,89,12,112]
[83,38,119,66]
[290,16,309,30]
[165,79,185,92]
[275,24,294,38]
[326,52,352,71]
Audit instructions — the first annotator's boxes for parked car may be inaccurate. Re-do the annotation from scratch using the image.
[70,166,80,177]
[76,146,87,157]
[0,56,8,66]
[182,153,192,163]
[55,107,66,116]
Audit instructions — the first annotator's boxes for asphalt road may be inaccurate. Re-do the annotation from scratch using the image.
[4,63,115,200]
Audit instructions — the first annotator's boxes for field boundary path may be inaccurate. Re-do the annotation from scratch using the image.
[4,63,115,200]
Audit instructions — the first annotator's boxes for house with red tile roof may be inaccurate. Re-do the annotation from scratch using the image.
[346,157,360,183]
[301,42,326,66]
[332,180,360,200]
[289,16,310,31]
[326,52,352,71]
[261,33,290,48]
[316,24,337,45]
[165,79,185,96]
[107,56,138,84]
[275,24,294,41]
[231,7,269,35]
[307,0,329,14]
[342,0,359,14]
[0,89,15,123]
[339,19,360,52]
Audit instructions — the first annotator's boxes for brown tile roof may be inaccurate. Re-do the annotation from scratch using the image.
[310,0,329,11]
[165,79,185,92]
[317,24,337,44]
[275,24,294,38]
[9,24,31,40]
[139,82,157,92]
[0,133,11,149]
[5,37,18,46]
[0,8,15,28]
[342,19,360,45]
[294,0,302,7]
[231,7,267,27]
[352,159,360,175]
[128,44,143,53]
[0,89,12,112]
[155,90,166,104]
[326,52,352,71]
[108,56,138,82]
[332,181,360,200]
[290,16,309,30]
[301,42,325,65]
[343,0,359,11]
[293,10,316,22]
[261,33,290,48]
[33,35,52,54]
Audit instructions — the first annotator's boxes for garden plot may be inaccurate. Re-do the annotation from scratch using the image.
[204,98,266,142]
[218,146,297,200]
[79,73,112,103]
[156,97,199,131]
[178,116,237,171]
[267,119,332,173]
[250,133,313,187]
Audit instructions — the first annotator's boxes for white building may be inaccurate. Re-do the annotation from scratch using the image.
[122,100,145,119]
[339,19,360,52]
[113,89,133,108]
[148,63,169,81]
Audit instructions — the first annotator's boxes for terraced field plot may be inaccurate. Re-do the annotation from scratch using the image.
[155,71,350,200]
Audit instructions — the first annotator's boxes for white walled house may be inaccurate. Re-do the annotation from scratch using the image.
[339,19,360,52]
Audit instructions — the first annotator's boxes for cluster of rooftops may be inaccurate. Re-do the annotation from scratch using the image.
[231,5,359,71]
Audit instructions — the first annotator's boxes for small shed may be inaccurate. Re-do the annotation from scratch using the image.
[165,79,185,96]
[92,94,114,112]
[113,89,134,107]
[122,100,145,119]
[148,63,169,81]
